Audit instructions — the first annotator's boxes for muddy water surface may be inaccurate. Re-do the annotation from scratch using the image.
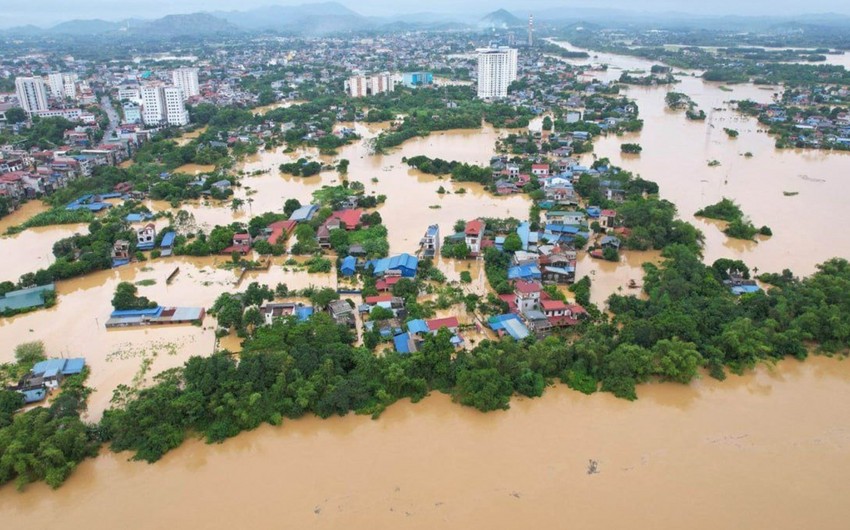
[2,356,850,529]
[2,41,850,527]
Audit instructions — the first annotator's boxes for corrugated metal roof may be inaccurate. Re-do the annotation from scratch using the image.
[503,319,531,340]
[110,307,163,318]
[407,319,429,335]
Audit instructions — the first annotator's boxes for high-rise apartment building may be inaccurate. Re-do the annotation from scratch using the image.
[15,77,49,116]
[141,85,189,127]
[346,74,394,97]
[476,47,518,99]
[171,68,200,100]
[46,73,78,100]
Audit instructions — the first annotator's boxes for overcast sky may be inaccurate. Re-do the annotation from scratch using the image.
[3,0,850,28]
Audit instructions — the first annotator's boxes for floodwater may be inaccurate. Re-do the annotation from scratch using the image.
[3,355,850,529]
[3,40,850,526]
[551,40,850,279]
[173,163,216,175]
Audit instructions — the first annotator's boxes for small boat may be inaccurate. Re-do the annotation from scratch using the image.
[628,279,639,289]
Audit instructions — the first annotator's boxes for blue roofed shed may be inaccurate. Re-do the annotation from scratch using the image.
[394,332,413,354]
[340,256,357,276]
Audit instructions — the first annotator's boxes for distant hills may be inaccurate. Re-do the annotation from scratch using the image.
[212,2,365,32]
[479,9,524,29]
[3,3,850,38]
[2,12,239,38]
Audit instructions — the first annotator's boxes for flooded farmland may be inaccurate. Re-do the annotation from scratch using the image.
[3,40,850,529]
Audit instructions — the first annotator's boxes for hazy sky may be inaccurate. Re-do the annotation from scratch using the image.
[3,0,850,28]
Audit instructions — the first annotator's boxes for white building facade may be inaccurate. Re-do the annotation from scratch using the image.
[171,68,200,100]
[345,74,394,98]
[15,77,49,116]
[476,47,518,99]
[141,85,189,127]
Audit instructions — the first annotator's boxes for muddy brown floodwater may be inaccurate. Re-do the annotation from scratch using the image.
[3,41,850,527]
[3,356,850,529]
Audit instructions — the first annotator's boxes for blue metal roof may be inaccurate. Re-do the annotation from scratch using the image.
[109,307,163,318]
[340,256,357,276]
[289,204,318,222]
[160,232,176,247]
[62,358,86,375]
[545,224,580,234]
[368,253,419,277]
[407,319,429,335]
[31,358,85,377]
[508,265,542,280]
[0,284,55,311]
[517,222,531,251]
[503,319,531,340]
[394,332,412,354]
[21,388,46,404]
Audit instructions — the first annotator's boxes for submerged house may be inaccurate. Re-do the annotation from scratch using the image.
[0,284,55,313]
[105,306,205,328]
[7,357,87,404]
[420,224,440,258]
[367,253,419,278]
[136,223,156,251]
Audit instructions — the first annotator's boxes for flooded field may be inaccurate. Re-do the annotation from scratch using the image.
[3,355,850,529]
[3,40,850,527]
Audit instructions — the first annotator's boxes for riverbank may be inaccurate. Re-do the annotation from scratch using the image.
[2,355,848,529]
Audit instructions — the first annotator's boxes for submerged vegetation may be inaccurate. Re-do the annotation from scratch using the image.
[696,198,772,240]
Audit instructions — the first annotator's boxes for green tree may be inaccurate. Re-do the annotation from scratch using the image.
[652,338,703,384]
[502,233,522,253]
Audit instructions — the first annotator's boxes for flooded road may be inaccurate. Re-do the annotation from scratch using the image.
[3,356,850,529]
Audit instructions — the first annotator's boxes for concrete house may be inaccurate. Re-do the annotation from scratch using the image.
[465,219,485,256]
[136,223,156,250]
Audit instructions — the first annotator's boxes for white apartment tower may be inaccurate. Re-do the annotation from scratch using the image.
[141,85,189,127]
[15,77,49,116]
[346,74,394,97]
[476,47,518,99]
[47,73,77,99]
[171,68,200,100]
[162,86,189,126]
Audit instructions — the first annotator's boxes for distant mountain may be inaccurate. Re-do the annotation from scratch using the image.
[49,19,123,35]
[213,2,366,33]
[479,9,523,29]
[138,13,239,36]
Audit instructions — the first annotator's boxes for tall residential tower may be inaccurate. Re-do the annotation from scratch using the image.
[171,68,200,100]
[15,77,49,116]
[476,47,518,99]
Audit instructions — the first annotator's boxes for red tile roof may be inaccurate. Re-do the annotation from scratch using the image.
[465,219,483,236]
[515,280,543,294]
[541,299,568,311]
[376,276,401,291]
[331,209,363,230]
[427,317,460,330]
[266,220,296,245]
[365,294,394,304]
